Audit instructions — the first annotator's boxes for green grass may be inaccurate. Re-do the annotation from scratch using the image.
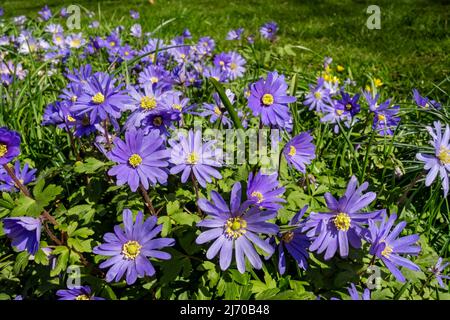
[2,0,449,96]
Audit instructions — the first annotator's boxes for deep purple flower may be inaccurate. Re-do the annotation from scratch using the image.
[304,78,332,112]
[3,217,41,255]
[246,170,285,210]
[247,71,296,127]
[195,37,215,57]
[416,121,450,197]
[368,213,421,282]
[107,129,169,192]
[260,22,278,41]
[141,109,180,136]
[274,206,310,274]
[363,90,380,112]
[226,28,244,40]
[283,132,316,173]
[169,130,222,188]
[303,176,382,260]
[93,209,175,285]
[348,283,371,300]
[0,127,21,165]
[138,65,172,91]
[72,72,131,124]
[0,161,36,192]
[337,91,361,117]
[413,89,441,109]
[320,100,351,134]
[214,52,232,71]
[429,257,450,288]
[56,286,105,300]
[196,182,278,273]
[65,64,92,84]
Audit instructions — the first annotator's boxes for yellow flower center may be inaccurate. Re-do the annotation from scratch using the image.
[251,191,264,203]
[122,240,142,260]
[314,91,322,99]
[124,51,129,56]
[150,77,159,84]
[173,104,182,111]
[281,231,295,243]
[377,114,386,122]
[381,244,393,257]
[91,92,105,104]
[109,41,116,47]
[334,212,351,231]
[214,106,222,116]
[345,103,352,110]
[230,62,237,70]
[180,53,186,60]
[75,295,90,300]
[140,96,157,110]
[262,93,274,106]
[153,116,163,126]
[55,36,62,42]
[0,144,8,158]
[70,39,81,47]
[438,147,450,165]
[128,154,142,167]
[288,145,296,157]
[67,115,76,122]
[219,61,225,66]
[336,109,344,116]
[225,217,247,239]
[71,95,78,102]
[186,152,199,164]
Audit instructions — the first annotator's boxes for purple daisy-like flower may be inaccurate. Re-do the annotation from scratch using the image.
[65,64,92,84]
[337,91,361,117]
[0,127,21,165]
[368,213,421,282]
[199,90,234,128]
[363,90,381,112]
[416,121,450,197]
[160,90,190,114]
[93,209,175,285]
[56,286,105,300]
[304,78,332,113]
[2,217,41,255]
[138,65,172,91]
[430,257,450,288]
[129,9,139,19]
[72,72,131,124]
[260,22,278,41]
[227,52,246,80]
[413,89,441,109]
[283,132,316,173]
[320,100,352,134]
[348,283,371,300]
[273,206,310,274]
[107,129,170,192]
[130,23,142,38]
[169,130,223,188]
[247,71,296,127]
[196,182,278,273]
[0,161,36,192]
[246,170,285,210]
[372,99,400,136]
[303,176,382,260]
[226,28,244,40]
[38,5,52,21]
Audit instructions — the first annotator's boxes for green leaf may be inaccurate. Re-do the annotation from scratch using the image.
[50,246,69,277]
[33,180,63,208]
[73,157,108,174]
[13,251,29,275]
[209,78,243,129]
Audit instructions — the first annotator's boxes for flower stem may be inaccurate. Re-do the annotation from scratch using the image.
[191,173,202,216]
[2,163,31,197]
[139,184,156,215]
[103,119,112,150]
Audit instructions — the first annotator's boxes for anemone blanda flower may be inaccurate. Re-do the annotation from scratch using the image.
[72,72,131,124]
[304,78,332,112]
[363,90,380,112]
[138,65,172,91]
[195,182,278,273]
[93,209,175,285]
[169,130,222,188]
[126,83,165,129]
[337,91,361,117]
[283,132,316,173]
[320,100,352,134]
[348,283,371,300]
[199,90,234,128]
[226,28,244,40]
[107,129,170,192]
[227,52,246,80]
[413,89,441,109]
[56,286,105,300]
[0,161,36,192]
[2,217,41,255]
[129,9,139,19]
[246,170,285,210]
[372,99,400,136]
[260,22,278,41]
[247,71,296,127]
[368,213,421,282]
[429,257,450,288]
[416,121,450,197]
[0,127,21,165]
[38,5,52,21]
[272,206,310,274]
[303,176,383,260]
